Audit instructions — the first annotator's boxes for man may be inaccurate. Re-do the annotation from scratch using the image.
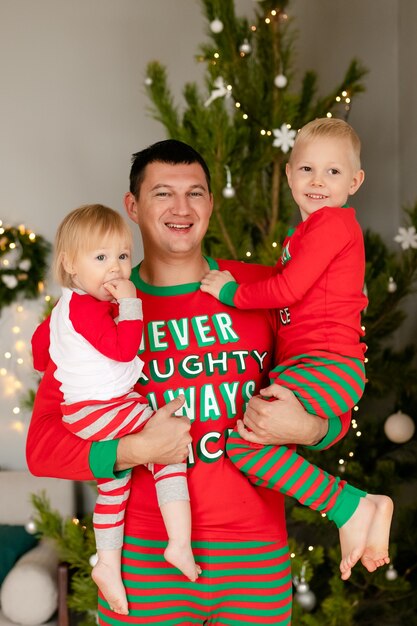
[27,140,348,625]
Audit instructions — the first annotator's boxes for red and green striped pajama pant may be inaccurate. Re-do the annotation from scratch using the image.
[227,352,367,529]
[98,537,293,625]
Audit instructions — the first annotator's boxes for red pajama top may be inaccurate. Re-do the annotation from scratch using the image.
[229,207,368,363]
[26,257,352,542]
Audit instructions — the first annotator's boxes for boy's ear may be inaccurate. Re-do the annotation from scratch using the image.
[349,169,365,195]
[285,162,292,189]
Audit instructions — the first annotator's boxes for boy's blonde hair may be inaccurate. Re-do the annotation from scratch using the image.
[53,204,133,287]
[290,117,362,170]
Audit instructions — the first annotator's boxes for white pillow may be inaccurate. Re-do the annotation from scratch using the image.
[0,541,58,625]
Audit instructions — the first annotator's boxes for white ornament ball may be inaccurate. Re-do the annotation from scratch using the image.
[25,518,37,534]
[274,74,288,89]
[294,585,316,611]
[387,276,397,293]
[144,77,153,86]
[89,553,99,568]
[384,411,415,443]
[210,18,224,33]
[239,39,252,55]
[385,564,398,581]
[222,185,236,199]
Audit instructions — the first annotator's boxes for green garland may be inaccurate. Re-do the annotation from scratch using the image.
[0,220,51,314]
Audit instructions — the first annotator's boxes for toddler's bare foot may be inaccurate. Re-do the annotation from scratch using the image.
[339,495,376,580]
[92,561,128,615]
[164,540,202,581]
[360,494,394,573]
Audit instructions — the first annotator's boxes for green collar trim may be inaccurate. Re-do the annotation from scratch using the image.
[130,256,218,296]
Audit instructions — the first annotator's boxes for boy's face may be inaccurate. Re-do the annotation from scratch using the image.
[286,136,364,221]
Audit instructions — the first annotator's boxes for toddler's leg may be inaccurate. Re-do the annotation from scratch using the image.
[92,548,128,615]
[92,475,131,614]
[152,463,201,581]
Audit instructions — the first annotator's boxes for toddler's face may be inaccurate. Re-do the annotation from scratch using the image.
[68,235,132,301]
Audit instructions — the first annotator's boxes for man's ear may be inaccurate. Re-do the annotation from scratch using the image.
[349,169,365,195]
[124,192,139,224]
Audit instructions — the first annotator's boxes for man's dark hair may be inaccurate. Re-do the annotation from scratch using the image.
[129,139,211,198]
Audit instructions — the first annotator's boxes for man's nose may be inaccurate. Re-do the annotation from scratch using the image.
[172,195,191,215]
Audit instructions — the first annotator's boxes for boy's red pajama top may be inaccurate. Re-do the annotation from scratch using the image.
[26,258,351,544]
[232,207,368,362]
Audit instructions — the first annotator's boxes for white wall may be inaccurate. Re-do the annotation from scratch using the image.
[0,0,415,470]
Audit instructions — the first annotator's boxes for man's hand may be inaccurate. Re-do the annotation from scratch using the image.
[200,269,236,300]
[104,278,137,300]
[237,383,328,447]
[115,396,191,470]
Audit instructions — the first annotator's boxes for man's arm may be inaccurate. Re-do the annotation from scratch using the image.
[26,362,191,479]
[238,383,350,450]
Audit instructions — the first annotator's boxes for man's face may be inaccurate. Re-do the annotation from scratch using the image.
[126,161,213,261]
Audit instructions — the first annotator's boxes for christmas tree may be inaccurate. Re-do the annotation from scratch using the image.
[31,1,417,623]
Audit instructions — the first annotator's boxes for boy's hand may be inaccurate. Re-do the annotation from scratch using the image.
[200,269,236,300]
[104,278,137,300]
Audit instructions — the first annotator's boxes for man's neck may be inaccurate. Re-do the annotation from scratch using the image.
[139,252,209,287]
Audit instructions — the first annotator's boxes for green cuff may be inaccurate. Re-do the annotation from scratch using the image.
[89,440,130,480]
[304,415,342,451]
[219,281,239,307]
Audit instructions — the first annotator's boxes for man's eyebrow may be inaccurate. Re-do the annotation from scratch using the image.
[150,183,207,191]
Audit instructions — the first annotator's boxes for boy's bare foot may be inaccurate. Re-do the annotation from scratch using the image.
[164,540,202,581]
[92,561,129,615]
[339,495,376,580]
[360,494,394,573]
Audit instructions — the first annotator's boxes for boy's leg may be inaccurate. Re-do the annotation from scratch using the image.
[92,474,131,615]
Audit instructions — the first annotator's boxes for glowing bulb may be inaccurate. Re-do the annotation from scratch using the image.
[4,352,11,359]
[13,407,20,415]
[260,129,266,136]
[246,251,252,257]
[16,305,24,313]
[2,259,9,267]
[9,242,16,250]
[290,553,296,559]
[272,242,278,248]
[326,112,332,118]
[12,326,20,334]
[353,405,359,411]
[243,113,248,120]
[341,90,348,97]
[265,17,271,24]
[17,358,23,365]
[235,102,241,108]
[29,233,36,241]
[339,459,345,465]
[0,368,7,376]
[356,431,362,437]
